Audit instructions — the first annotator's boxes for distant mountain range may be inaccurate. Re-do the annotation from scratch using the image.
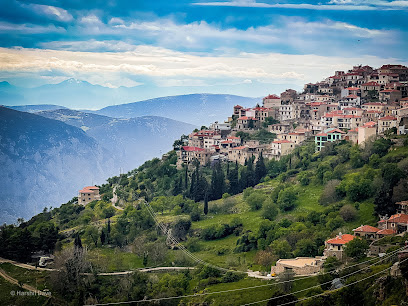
[36,108,196,170]
[94,94,259,125]
[0,79,259,125]
[0,106,195,224]
[0,106,117,224]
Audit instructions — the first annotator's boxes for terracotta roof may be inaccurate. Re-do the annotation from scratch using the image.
[272,140,293,144]
[316,132,327,137]
[353,225,380,233]
[362,81,380,86]
[79,186,99,193]
[380,89,400,93]
[346,87,360,91]
[388,213,408,224]
[181,146,205,152]
[366,110,382,113]
[378,115,397,121]
[363,121,377,127]
[264,94,280,99]
[327,128,346,134]
[346,94,358,99]
[227,136,240,140]
[376,229,396,235]
[401,97,408,101]
[221,140,233,144]
[326,234,355,245]
[234,105,243,109]
[232,146,247,150]
[238,116,258,121]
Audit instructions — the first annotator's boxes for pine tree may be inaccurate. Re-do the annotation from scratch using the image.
[247,156,255,187]
[210,161,225,200]
[184,166,188,190]
[172,176,182,196]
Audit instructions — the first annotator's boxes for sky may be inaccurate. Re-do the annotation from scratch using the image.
[1,0,408,103]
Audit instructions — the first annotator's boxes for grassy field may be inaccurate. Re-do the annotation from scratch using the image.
[0,277,49,306]
[87,247,145,272]
[0,263,50,291]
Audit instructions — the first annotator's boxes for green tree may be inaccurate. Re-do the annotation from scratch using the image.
[344,238,369,260]
[246,192,266,211]
[255,153,267,184]
[277,187,297,211]
[262,199,279,221]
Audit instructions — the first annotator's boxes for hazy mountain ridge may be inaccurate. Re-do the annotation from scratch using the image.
[37,108,196,170]
[0,107,119,224]
[95,93,259,125]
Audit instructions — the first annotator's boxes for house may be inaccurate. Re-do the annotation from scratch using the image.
[279,104,294,121]
[376,228,396,239]
[357,121,377,144]
[353,225,380,240]
[379,89,402,103]
[377,115,398,134]
[396,200,408,214]
[378,213,408,233]
[270,257,324,276]
[236,116,260,130]
[269,140,295,160]
[176,146,211,169]
[268,123,291,134]
[277,132,307,145]
[263,94,281,108]
[323,233,355,260]
[361,102,386,112]
[361,81,381,98]
[78,186,101,205]
[315,128,346,152]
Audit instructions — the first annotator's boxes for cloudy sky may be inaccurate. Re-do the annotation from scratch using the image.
[1,0,408,102]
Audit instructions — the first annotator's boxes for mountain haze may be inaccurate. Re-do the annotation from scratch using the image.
[0,107,118,224]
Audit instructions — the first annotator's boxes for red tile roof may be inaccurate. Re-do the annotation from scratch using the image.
[380,89,400,93]
[264,94,280,99]
[232,146,247,150]
[234,105,243,109]
[326,234,355,245]
[387,213,408,224]
[238,116,258,121]
[363,121,377,127]
[327,128,346,134]
[80,186,99,193]
[378,115,397,121]
[181,146,205,152]
[401,97,408,101]
[346,94,358,99]
[353,225,379,233]
[316,132,327,137]
[376,229,396,235]
[362,81,380,86]
[346,87,360,91]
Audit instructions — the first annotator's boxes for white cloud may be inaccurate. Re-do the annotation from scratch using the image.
[0,46,404,90]
[22,3,73,22]
[0,22,65,34]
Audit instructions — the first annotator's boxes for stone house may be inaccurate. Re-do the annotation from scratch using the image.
[323,233,355,260]
[176,146,211,169]
[377,115,398,134]
[352,225,380,240]
[236,116,260,130]
[78,186,101,205]
[269,140,295,160]
[270,257,324,276]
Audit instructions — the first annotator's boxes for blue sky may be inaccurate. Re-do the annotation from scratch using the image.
[1,0,408,104]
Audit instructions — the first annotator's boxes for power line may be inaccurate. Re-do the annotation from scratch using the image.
[243,256,408,306]
[88,243,405,306]
[241,248,404,306]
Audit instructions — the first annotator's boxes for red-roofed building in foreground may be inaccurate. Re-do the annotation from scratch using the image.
[324,233,356,260]
[378,213,408,233]
[353,225,380,240]
[79,186,101,205]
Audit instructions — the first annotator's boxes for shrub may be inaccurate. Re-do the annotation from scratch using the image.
[319,180,341,206]
[339,204,357,222]
[262,199,279,221]
[277,187,297,211]
[246,192,266,211]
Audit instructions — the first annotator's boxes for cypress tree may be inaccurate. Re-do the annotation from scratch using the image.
[74,233,83,249]
[255,153,267,184]
[204,192,209,215]
[100,230,105,245]
[184,166,188,190]
[228,161,240,195]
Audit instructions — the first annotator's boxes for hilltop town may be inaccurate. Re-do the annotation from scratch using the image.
[176,64,408,168]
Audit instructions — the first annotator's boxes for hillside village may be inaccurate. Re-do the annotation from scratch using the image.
[174,64,408,276]
[176,64,408,168]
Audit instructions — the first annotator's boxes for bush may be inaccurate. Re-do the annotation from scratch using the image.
[262,199,279,221]
[319,180,341,206]
[339,204,357,222]
[277,187,297,211]
[246,192,266,211]
[345,238,369,259]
